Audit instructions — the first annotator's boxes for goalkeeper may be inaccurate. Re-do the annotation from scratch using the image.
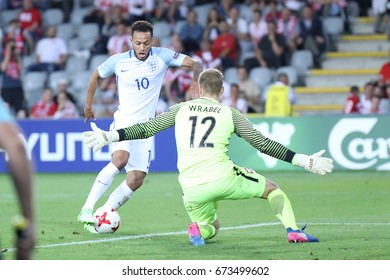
[83,68,334,246]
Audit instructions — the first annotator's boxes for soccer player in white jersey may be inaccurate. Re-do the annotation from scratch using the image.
[83,69,334,245]
[77,20,203,232]
[0,98,35,258]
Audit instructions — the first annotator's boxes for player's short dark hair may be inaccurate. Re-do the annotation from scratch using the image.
[277,72,288,81]
[131,20,153,37]
[350,85,359,93]
[199,69,223,95]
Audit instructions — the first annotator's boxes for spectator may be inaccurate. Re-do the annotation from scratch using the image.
[264,0,282,22]
[380,84,390,113]
[295,5,326,68]
[127,0,154,25]
[84,0,113,22]
[100,4,130,37]
[359,80,375,115]
[250,0,267,12]
[376,47,390,113]
[371,84,382,113]
[202,7,223,42]
[169,32,186,53]
[277,6,300,59]
[245,19,288,71]
[343,85,360,114]
[217,65,232,106]
[92,77,119,118]
[248,9,268,45]
[54,79,77,105]
[163,66,193,106]
[53,91,79,119]
[221,82,248,113]
[0,39,26,118]
[226,5,252,53]
[3,0,23,9]
[154,0,187,24]
[29,87,58,118]
[317,0,351,34]
[215,0,239,19]
[178,9,204,54]
[0,24,4,54]
[3,19,29,56]
[378,47,390,87]
[285,0,304,12]
[237,65,262,113]
[372,0,388,34]
[100,78,118,117]
[26,25,68,75]
[262,72,297,117]
[193,39,222,70]
[17,0,42,50]
[107,20,132,56]
[211,19,240,70]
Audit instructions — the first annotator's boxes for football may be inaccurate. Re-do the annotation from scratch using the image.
[93,207,121,234]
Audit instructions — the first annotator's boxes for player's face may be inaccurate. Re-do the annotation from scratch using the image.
[131,31,153,61]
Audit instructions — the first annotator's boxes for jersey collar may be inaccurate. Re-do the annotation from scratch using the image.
[200,97,220,103]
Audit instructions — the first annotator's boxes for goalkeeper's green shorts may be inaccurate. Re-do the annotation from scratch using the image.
[182,165,266,227]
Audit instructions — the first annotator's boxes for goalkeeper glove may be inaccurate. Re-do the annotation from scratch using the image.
[293,150,334,175]
[83,122,119,152]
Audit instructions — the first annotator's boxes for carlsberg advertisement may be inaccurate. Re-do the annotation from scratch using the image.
[228,115,390,171]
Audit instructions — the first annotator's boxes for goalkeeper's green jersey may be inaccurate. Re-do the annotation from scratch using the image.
[119,97,296,189]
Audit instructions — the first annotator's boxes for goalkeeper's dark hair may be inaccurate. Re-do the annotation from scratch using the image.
[199,69,224,96]
[131,20,153,37]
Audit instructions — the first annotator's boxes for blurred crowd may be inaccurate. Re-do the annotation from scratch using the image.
[0,0,388,119]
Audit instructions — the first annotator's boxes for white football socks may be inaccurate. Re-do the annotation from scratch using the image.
[83,162,120,210]
[103,180,133,211]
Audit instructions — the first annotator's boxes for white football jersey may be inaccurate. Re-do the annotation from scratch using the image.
[98,47,186,123]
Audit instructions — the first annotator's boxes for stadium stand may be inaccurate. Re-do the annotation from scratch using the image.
[42,8,65,26]
[224,67,240,85]
[249,67,273,92]
[275,66,298,87]
[0,1,385,117]
[23,71,47,108]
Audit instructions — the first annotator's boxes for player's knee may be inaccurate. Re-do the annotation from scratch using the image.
[262,179,279,199]
[111,152,129,169]
[126,171,146,191]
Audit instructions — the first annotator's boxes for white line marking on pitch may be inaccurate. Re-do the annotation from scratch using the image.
[6,222,390,251]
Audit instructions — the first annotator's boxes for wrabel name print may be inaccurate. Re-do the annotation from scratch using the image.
[189,105,222,113]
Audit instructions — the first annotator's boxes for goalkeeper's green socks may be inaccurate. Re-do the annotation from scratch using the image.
[267,189,299,230]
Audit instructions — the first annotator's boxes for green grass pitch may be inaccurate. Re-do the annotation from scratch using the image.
[1,170,390,260]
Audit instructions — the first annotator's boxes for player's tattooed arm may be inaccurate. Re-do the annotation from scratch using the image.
[191,59,203,82]
[181,56,203,99]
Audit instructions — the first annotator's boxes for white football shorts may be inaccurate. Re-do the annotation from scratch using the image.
[109,110,153,173]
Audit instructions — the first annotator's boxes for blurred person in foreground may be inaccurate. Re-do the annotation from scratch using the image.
[0,97,35,259]
[83,68,334,246]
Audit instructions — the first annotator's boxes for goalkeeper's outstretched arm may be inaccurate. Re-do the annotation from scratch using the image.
[231,108,334,175]
[83,104,180,152]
